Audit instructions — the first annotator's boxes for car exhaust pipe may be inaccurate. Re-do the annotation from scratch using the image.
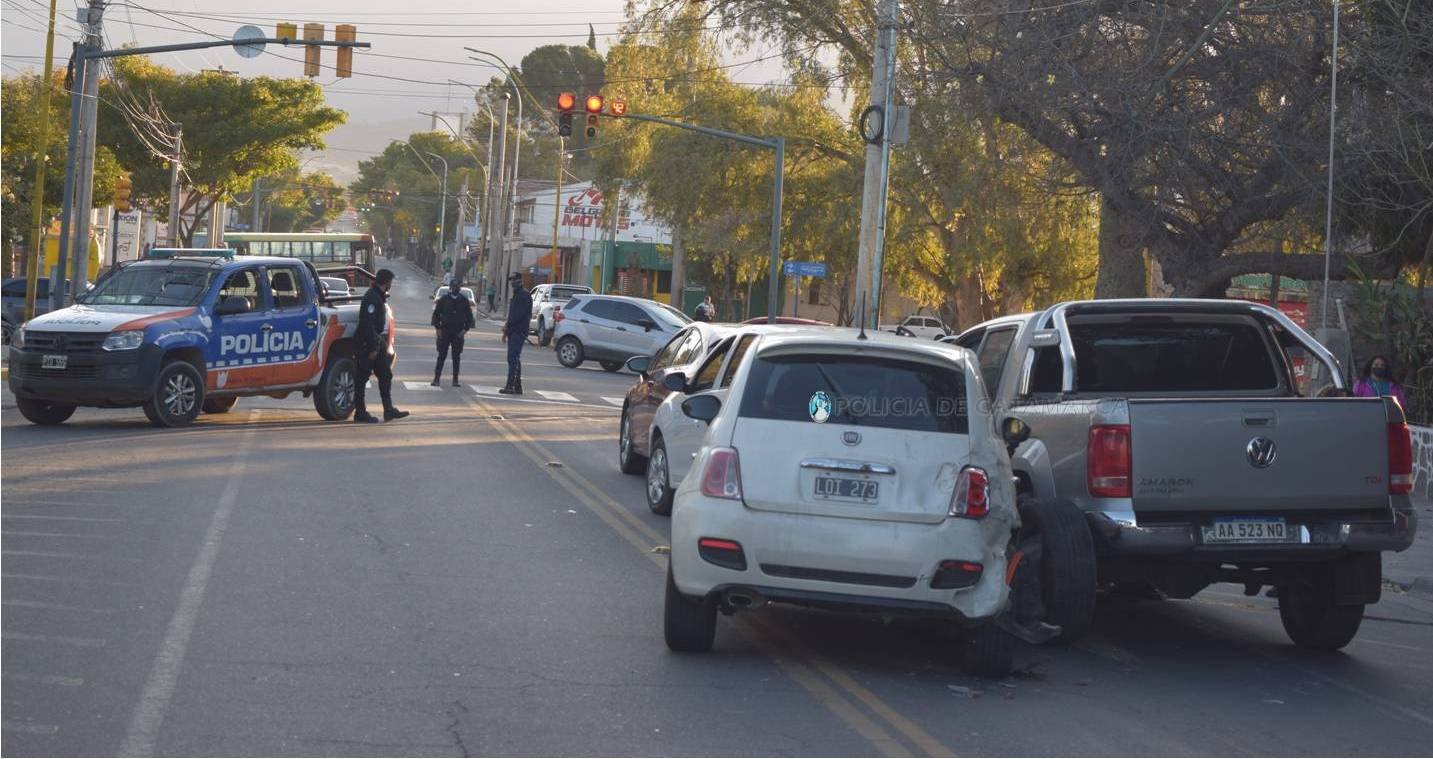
[722,588,763,610]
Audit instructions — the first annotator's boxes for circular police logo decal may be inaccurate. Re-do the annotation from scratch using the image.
[808,391,832,423]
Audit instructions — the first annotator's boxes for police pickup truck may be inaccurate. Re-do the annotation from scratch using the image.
[7,251,391,427]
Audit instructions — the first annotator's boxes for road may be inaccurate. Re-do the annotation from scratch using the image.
[4,257,1433,756]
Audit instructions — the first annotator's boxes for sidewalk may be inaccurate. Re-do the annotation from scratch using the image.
[1386,493,1433,598]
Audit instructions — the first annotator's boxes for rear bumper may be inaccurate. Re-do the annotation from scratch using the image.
[7,345,161,406]
[1086,500,1418,561]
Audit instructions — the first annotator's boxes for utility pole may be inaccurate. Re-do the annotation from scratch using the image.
[208,198,226,248]
[426,151,449,274]
[24,0,59,321]
[70,0,105,300]
[251,178,264,232]
[488,93,510,303]
[551,145,564,284]
[167,126,183,245]
[50,43,86,312]
[454,177,468,273]
[853,0,899,330]
[506,83,523,259]
[601,181,620,295]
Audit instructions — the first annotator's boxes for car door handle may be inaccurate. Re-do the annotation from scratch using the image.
[305,319,318,328]
[579,318,590,323]
[260,323,274,332]
[616,326,627,332]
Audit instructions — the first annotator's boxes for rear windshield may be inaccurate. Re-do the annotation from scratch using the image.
[550,286,588,301]
[1070,321,1280,393]
[738,353,968,434]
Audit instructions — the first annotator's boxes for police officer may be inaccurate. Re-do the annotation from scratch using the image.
[431,277,475,387]
[499,273,532,395]
[354,268,410,423]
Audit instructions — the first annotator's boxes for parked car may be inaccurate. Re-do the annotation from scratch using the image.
[319,277,351,297]
[739,316,832,326]
[953,298,1418,649]
[2,277,88,344]
[884,314,949,339]
[663,326,1078,676]
[616,322,735,512]
[551,294,691,372]
[433,284,476,306]
[530,283,593,346]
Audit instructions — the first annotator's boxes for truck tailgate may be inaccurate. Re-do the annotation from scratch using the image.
[1129,398,1389,513]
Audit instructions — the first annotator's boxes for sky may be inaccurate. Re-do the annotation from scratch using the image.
[0,0,795,183]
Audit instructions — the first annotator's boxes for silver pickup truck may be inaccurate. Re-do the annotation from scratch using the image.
[953,299,1418,650]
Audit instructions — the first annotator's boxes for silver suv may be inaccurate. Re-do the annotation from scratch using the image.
[552,294,691,372]
[530,283,592,346]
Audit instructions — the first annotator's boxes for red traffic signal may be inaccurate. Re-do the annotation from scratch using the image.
[584,94,604,114]
[609,100,628,117]
[557,92,577,111]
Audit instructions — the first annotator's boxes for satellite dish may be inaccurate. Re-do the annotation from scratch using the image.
[233,25,265,59]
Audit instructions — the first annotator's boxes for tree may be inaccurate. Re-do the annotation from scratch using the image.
[350,132,484,257]
[98,57,345,245]
[233,169,343,233]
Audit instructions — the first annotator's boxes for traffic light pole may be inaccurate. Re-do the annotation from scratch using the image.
[612,112,785,324]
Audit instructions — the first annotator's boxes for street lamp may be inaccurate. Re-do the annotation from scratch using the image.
[426,151,450,267]
[448,80,499,277]
[466,49,528,291]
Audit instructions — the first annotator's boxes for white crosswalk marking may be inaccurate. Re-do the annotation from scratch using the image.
[535,390,579,402]
[602,396,625,407]
[402,381,441,392]
[471,385,503,396]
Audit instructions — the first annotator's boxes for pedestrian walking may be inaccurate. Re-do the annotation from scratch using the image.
[353,268,410,423]
[499,273,532,395]
[486,281,497,312]
[695,295,716,322]
[1353,354,1408,408]
[431,277,475,387]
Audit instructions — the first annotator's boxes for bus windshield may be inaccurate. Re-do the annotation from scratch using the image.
[79,265,214,307]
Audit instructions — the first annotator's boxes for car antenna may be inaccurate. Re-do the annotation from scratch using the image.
[857,293,868,340]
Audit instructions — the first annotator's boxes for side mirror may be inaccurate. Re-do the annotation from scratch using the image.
[636,318,657,332]
[1001,416,1031,454]
[662,371,687,392]
[214,295,251,316]
[626,355,651,375]
[682,394,721,423]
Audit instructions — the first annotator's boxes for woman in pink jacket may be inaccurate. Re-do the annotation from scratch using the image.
[1352,355,1408,408]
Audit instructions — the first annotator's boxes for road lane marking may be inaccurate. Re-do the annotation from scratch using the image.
[3,672,84,687]
[467,385,613,411]
[1,514,122,522]
[402,381,442,391]
[3,550,91,559]
[2,720,59,735]
[3,600,116,614]
[1,573,140,587]
[461,393,949,757]
[1,531,113,539]
[602,396,625,407]
[535,390,579,402]
[120,412,259,757]
[2,632,106,648]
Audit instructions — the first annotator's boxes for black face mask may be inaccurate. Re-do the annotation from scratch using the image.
[1372,366,1389,379]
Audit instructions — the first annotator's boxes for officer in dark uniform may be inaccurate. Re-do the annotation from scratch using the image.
[431,277,475,387]
[354,268,409,423]
[499,273,533,394]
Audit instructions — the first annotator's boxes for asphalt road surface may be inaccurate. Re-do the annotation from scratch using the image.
[4,258,1433,756]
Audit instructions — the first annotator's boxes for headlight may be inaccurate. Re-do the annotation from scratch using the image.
[102,330,144,351]
[11,325,24,350]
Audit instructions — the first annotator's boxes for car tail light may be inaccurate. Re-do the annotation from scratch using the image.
[554,309,566,323]
[1088,424,1131,498]
[949,466,989,518]
[1388,422,1413,495]
[701,447,743,500]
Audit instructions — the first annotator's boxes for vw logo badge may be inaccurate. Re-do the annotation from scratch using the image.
[808,391,832,423]
[842,431,861,446]
[1246,437,1277,468]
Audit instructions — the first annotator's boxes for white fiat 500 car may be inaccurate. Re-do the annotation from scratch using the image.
[664,327,1064,676]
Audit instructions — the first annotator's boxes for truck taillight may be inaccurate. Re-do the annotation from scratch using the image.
[1088,424,1131,498]
[1388,422,1412,495]
[554,309,565,323]
[949,466,989,518]
[701,447,744,501]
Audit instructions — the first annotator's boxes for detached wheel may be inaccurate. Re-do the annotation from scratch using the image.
[646,435,675,516]
[618,409,648,475]
[664,564,716,653]
[202,397,238,414]
[16,397,76,426]
[1278,563,1365,650]
[1020,495,1097,644]
[961,621,1016,677]
[556,337,584,368]
[143,360,204,428]
[314,356,357,421]
[537,318,553,347]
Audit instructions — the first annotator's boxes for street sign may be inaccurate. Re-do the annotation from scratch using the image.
[233,25,266,59]
[783,261,828,278]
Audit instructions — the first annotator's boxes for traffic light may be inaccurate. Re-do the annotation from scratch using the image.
[335,24,355,78]
[113,174,132,213]
[303,23,324,77]
[557,91,576,137]
[276,22,297,42]
[584,94,603,139]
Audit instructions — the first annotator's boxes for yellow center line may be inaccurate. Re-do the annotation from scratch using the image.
[461,392,955,758]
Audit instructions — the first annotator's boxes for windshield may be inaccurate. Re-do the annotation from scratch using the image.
[654,303,692,328]
[550,286,588,302]
[738,353,968,433]
[79,266,214,307]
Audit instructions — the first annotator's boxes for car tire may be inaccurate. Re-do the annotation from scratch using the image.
[16,397,76,425]
[2,321,12,345]
[142,360,204,428]
[1019,495,1097,644]
[314,356,357,421]
[1278,562,1365,650]
[600,360,623,372]
[202,397,238,414]
[646,435,675,516]
[537,318,552,347]
[664,564,717,653]
[961,621,1016,677]
[556,336,584,368]
[618,409,648,475]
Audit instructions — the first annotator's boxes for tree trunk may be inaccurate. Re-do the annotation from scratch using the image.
[1093,196,1147,299]
[670,223,685,310]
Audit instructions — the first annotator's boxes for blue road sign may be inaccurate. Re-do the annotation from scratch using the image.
[783,261,828,278]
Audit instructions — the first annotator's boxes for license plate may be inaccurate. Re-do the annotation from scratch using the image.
[1201,517,1293,544]
[813,475,879,503]
[42,354,67,370]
